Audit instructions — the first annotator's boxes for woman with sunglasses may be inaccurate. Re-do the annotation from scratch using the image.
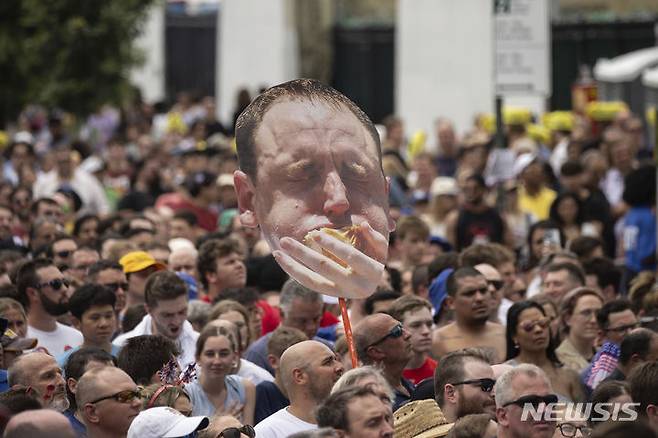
[185,325,255,425]
[505,301,584,402]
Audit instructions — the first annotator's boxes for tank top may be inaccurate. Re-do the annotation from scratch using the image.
[456,207,504,251]
[186,375,246,418]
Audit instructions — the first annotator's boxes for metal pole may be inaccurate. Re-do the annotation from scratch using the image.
[495,95,504,149]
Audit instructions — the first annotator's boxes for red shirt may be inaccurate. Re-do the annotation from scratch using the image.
[403,357,438,385]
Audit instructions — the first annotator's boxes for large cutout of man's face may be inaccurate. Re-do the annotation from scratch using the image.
[235,85,394,298]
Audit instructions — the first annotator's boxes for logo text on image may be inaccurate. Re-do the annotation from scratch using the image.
[520,403,639,422]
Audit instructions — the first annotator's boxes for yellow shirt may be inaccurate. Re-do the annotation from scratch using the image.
[518,186,556,220]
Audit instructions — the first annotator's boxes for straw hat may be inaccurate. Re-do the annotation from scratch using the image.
[394,399,454,438]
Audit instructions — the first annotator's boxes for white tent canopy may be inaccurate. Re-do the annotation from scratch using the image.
[642,65,658,89]
[594,47,658,83]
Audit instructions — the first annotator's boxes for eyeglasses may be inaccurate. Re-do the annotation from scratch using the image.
[103,282,129,293]
[55,250,73,259]
[502,393,558,408]
[605,322,640,333]
[520,317,550,333]
[34,278,69,291]
[557,423,592,437]
[89,389,142,405]
[488,280,503,291]
[218,425,256,438]
[367,323,404,348]
[451,378,496,393]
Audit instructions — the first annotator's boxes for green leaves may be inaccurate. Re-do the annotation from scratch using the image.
[0,0,156,126]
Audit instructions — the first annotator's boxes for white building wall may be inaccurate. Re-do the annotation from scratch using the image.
[218,0,299,126]
[131,3,166,104]
[397,0,495,150]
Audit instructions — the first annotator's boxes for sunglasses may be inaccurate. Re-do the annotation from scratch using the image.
[520,317,550,333]
[367,323,404,348]
[557,423,592,437]
[218,425,256,438]
[103,282,129,293]
[488,280,504,291]
[605,322,640,333]
[451,378,496,393]
[55,250,73,259]
[35,278,70,291]
[89,389,142,405]
[502,393,558,408]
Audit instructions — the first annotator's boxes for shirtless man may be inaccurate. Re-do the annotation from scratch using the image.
[432,267,506,363]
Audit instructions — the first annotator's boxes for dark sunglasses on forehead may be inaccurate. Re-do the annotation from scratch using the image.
[451,378,496,393]
[502,393,558,408]
[34,278,69,291]
[218,425,256,438]
[103,282,129,293]
[367,323,404,348]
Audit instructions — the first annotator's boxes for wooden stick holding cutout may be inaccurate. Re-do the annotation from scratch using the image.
[305,226,360,368]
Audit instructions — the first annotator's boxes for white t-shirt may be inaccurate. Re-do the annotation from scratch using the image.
[254,407,316,438]
[238,358,274,385]
[28,323,83,356]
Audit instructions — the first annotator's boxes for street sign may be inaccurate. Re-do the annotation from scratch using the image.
[494,0,551,96]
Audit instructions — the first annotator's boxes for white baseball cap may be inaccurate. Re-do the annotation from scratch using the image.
[127,407,209,438]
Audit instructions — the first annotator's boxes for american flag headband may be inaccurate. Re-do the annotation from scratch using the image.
[146,359,197,409]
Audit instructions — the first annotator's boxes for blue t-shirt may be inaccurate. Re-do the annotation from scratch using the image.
[623,206,656,273]
[254,380,289,424]
[0,370,8,393]
[63,409,87,437]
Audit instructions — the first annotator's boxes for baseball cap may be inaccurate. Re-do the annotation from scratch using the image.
[127,407,209,438]
[430,177,458,197]
[119,251,166,274]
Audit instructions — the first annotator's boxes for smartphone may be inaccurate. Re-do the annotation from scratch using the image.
[543,229,561,249]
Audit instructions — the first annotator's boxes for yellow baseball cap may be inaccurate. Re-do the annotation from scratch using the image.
[119,251,166,274]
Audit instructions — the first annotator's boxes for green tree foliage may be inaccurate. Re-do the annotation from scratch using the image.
[0,0,156,126]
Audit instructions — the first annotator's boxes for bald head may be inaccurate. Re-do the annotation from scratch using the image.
[279,340,334,395]
[8,352,55,387]
[353,313,399,363]
[76,366,135,407]
[475,264,501,281]
[4,409,75,438]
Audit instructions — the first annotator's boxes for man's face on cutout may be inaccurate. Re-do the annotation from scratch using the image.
[235,98,393,263]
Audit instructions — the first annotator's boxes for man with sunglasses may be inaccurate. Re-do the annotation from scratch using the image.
[495,364,557,438]
[353,313,414,410]
[88,260,129,317]
[76,366,142,438]
[50,234,78,271]
[474,263,505,325]
[434,348,496,422]
[17,258,83,356]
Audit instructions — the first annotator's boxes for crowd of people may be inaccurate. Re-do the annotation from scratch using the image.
[0,78,654,438]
